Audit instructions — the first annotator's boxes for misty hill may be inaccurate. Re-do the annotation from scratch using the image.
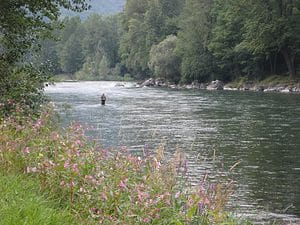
[61,0,125,18]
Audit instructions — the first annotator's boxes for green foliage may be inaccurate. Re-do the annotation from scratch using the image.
[0,0,89,66]
[38,14,122,80]
[149,35,181,83]
[0,0,89,117]
[176,0,216,83]
[0,173,76,225]
[0,65,50,117]
[119,0,184,80]
[0,106,251,225]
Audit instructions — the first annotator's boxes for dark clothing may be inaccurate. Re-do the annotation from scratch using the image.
[101,94,106,105]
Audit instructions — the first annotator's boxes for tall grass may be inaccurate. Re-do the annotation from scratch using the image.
[0,172,76,225]
[0,104,251,224]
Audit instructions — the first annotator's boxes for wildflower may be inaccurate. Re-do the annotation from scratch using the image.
[72,163,79,173]
[198,202,204,213]
[26,167,38,173]
[101,192,108,201]
[50,132,60,140]
[75,139,82,146]
[143,217,150,223]
[119,178,128,190]
[175,191,180,199]
[33,118,43,130]
[23,147,30,154]
[64,160,70,169]
[91,207,101,215]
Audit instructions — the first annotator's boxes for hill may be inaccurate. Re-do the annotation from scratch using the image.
[61,0,125,18]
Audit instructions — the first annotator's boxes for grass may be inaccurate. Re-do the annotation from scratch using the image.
[226,75,299,88]
[0,172,76,225]
[0,103,251,224]
[258,75,299,86]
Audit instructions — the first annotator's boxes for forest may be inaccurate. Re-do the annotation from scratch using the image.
[1,0,300,115]
[38,0,300,84]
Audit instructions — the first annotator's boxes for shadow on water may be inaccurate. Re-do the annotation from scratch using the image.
[45,81,300,224]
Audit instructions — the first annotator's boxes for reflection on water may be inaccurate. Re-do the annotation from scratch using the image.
[45,81,300,224]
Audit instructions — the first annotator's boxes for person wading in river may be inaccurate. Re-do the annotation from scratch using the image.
[101,93,106,105]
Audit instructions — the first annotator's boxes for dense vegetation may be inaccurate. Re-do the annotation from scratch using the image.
[0,1,298,223]
[0,0,89,116]
[0,104,251,224]
[39,0,300,84]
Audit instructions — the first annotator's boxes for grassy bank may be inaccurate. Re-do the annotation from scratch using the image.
[0,105,250,224]
[226,75,300,89]
[0,172,77,225]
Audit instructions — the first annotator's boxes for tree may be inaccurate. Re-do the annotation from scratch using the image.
[119,0,150,79]
[0,0,89,116]
[177,0,216,83]
[98,55,110,80]
[238,0,300,78]
[119,0,184,79]
[58,17,84,74]
[149,35,181,83]
[0,0,89,67]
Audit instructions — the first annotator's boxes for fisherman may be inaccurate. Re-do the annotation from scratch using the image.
[101,93,106,105]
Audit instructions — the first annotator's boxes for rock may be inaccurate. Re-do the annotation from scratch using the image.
[224,87,238,91]
[155,78,166,87]
[280,88,291,93]
[264,87,278,93]
[169,84,178,89]
[252,85,265,92]
[207,80,224,90]
[141,78,155,87]
[292,87,300,93]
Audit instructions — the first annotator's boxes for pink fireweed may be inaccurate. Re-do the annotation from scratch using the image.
[0,105,248,225]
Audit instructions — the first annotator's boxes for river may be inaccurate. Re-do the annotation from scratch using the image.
[45,81,300,224]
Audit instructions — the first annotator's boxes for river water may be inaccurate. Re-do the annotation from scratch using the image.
[45,81,300,224]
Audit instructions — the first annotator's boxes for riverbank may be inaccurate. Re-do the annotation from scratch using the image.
[0,105,251,225]
[0,172,77,225]
[139,76,300,93]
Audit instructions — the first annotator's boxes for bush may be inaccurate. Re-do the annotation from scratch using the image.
[0,65,50,118]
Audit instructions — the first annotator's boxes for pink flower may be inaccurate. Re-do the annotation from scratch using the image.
[33,118,43,130]
[26,167,38,173]
[143,218,150,223]
[72,163,79,173]
[119,180,127,190]
[64,160,70,169]
[101,193,108,201]
[75,139,82,146]
[23,147,30,154]
[175,191,180,199]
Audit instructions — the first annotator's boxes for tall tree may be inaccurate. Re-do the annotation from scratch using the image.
[238,0,300,78]
[149,35,181,83]
[119,0,184,79]
[57,17,84,74]
[177,0,216,83]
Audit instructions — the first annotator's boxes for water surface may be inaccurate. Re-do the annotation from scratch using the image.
[45,81,300,224]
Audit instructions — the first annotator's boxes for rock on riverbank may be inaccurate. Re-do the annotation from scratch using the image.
[138,78,300,93]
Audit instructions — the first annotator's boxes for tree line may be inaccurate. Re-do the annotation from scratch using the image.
[1,0,299,116]
[40,0,300,83]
